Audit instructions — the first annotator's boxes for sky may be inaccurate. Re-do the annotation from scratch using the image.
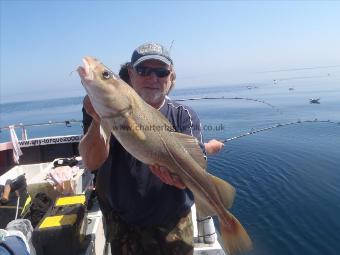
[1,0,340,103]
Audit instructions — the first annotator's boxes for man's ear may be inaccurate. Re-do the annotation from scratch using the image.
[170,70,176,87]
[128,67,134,77]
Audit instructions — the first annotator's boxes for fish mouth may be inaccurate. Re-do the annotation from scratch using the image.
[77,56,93,81]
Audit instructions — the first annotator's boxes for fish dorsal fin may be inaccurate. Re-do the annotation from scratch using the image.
[172,132,206,169]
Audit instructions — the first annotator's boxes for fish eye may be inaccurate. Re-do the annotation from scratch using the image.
[102,70,112,80]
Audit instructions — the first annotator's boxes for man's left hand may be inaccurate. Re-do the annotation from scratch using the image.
[149,164,186,189]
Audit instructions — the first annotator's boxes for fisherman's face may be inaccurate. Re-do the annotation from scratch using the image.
[129,60,173,108]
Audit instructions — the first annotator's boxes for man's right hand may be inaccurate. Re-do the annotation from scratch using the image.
[80,95,110,171]
[83,95,101,123]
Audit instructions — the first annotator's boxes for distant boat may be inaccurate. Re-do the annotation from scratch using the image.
[289,88,294,91]
[310,98,320,104]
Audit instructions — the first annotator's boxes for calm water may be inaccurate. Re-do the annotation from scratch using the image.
[1,82,340,255]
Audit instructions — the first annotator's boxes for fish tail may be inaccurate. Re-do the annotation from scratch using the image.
[220,211,252,255]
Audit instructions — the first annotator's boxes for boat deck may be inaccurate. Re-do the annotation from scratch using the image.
[0,152,226,255]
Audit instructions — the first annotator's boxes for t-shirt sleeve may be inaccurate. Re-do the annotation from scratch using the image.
[178,106,206,155]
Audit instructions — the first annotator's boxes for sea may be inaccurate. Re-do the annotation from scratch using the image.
[1,80,339,255]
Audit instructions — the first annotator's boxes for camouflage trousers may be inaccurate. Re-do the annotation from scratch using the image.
[103,210,193,255]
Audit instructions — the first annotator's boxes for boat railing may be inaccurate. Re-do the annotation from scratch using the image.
[0,120,83,141]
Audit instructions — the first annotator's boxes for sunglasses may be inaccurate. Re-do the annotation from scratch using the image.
[134,66,171,78]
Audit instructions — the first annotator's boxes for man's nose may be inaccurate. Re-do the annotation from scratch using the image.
[148,72,158,81]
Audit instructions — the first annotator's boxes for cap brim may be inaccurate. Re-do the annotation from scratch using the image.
[132,55,172,67]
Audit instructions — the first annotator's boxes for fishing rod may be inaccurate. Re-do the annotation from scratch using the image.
[175,96,282,113]
[222,119,340,143]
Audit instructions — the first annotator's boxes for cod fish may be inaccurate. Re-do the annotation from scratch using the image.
[77,56,252,254]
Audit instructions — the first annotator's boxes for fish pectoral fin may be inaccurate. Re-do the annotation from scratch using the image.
[126,116,146,141]
[209,173,236,209]
[172,132,207,169]
[99,121,112,144]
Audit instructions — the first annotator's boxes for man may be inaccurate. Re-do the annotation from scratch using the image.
[80,42,223,255]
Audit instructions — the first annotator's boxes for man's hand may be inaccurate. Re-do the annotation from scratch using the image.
[83,95,100,123]
[149,164,186,189]
[204,139,224,155]
[149,139,225,189]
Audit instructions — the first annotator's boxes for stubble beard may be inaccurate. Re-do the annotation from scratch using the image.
[138,88,166,108]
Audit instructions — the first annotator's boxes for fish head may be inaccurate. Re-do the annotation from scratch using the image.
[77,56,132,119]
[77,56,118,89]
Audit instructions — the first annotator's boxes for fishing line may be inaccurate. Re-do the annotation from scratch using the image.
[221,119,340,143]
[258,65,340,73]
[175,96,282,114]
[69,70,77,76]
[169,40,175,53]
[274,74,331,83]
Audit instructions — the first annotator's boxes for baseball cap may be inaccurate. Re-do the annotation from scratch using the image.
[131,42,173,68]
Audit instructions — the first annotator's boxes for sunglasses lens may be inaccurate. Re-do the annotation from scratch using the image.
[155,68,170,78]
[135,66,170,78]
[135,66,148,76]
